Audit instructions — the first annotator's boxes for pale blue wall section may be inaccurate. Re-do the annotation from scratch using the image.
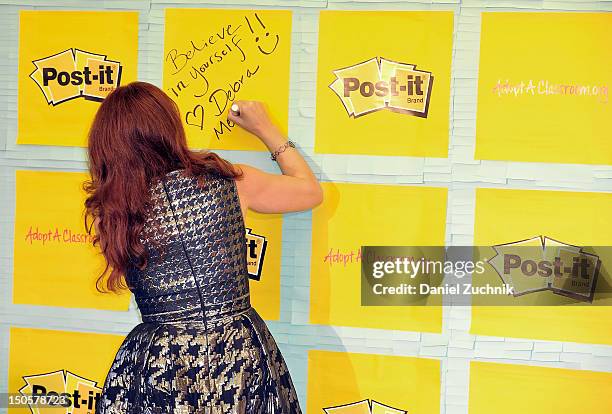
[1,1,612,414]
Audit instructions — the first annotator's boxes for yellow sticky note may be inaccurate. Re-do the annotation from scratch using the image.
[308,350,440,414]
[245,210,282,321]
[163,9,292,151]
[310,182,447,332]
[17,10,139,147]
[13,170,131,310]
[315,11,453,157]
[473,188,612,344]
[8,327,125,414]
[475,12,612,165]
[469,361,612,414]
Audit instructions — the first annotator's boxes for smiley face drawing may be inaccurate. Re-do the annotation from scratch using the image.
[245,13,279,55]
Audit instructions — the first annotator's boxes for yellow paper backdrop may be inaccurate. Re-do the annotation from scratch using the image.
[163,8,292,151]
[469,361,612,414]
[315,10,454,157]
[13,170,131,310]
[475,12,612,165]
[472,188,612,344]
[307,350,440,414]
[310,182,447,332]
[17,10,139,147]
[245,210,283,320]
[8,326,125,414]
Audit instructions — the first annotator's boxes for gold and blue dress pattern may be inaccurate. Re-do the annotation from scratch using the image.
[95,169,302,414]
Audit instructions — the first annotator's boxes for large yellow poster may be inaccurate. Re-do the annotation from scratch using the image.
[315,11,454,157]
[310,182,447,332]
[475,12,612,165]
[163,9,292,151]
[245,210,283,320]
[469,361,612,414]
[308,350,440,414]
[17,10,139,147]
[13,170,131,311]
[8,326,125,414]
[472,188,612,344]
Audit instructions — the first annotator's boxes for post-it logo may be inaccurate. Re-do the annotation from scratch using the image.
[29,48,123,106]
[329,56,433,118]
[18,369,102,412]
[487,236,601,302]
[246,227,268,281]
[324,399,407,414]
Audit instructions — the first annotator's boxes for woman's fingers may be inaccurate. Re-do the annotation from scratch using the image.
[225,100,274,138]
[227,101,243,122]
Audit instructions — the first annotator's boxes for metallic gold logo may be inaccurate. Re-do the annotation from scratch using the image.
[18,369,102,413]
[246,227,268,281]
[29,48,123,105]
[488,236,601,302]
[329,56,433,118]
[323,399,407,414]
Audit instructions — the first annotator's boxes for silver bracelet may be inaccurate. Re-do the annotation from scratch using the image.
[270,140,295,161]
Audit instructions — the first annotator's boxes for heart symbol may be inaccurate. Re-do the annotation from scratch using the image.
[185,104,204,130]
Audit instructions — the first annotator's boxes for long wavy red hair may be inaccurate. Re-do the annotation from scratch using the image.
[83,81,243,294]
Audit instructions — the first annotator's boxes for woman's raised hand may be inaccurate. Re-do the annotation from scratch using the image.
[227,100,279,142]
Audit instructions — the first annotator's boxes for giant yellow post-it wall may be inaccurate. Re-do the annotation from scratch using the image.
[13,170,131,310]
[163,8,292,151]
[473,188,612,344]
[245,209,283,321]
[8,326,125,414]
[17,10,139,147]
[469,361,612,414]
[475,12,612,165]
[308,350,440,414]
[315,10,454,157]
[310,182,447,332]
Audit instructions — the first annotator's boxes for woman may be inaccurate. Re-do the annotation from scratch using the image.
[84,81,322,413]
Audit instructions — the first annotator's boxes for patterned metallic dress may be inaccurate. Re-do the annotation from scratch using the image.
[95,169,302,414]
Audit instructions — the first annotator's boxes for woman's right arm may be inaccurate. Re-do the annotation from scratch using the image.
[227,100,323,214]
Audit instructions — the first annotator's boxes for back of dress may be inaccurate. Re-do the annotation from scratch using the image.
[128,168,250,325]
[95,169,302,414]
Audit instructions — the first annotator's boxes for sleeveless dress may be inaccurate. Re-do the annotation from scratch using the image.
[95,169,302,414]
